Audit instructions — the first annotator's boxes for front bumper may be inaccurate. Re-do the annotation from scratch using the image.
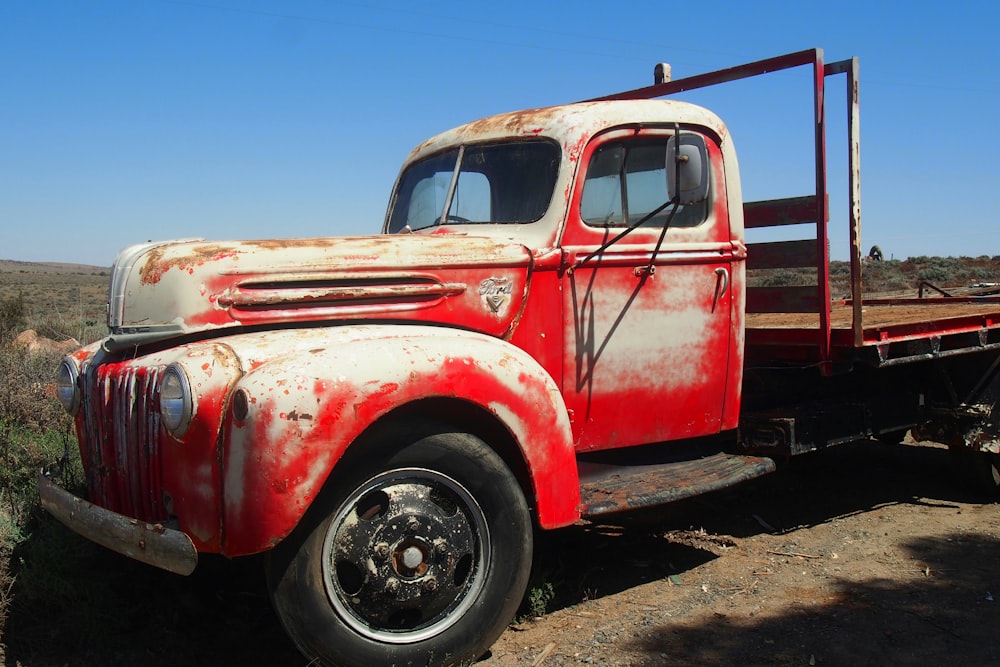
[38,473,198,576]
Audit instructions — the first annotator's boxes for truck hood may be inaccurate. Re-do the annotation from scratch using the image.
[106,235,533,350]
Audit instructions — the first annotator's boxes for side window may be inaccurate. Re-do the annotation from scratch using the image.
[581,136,709,228]
[580,145,626,225]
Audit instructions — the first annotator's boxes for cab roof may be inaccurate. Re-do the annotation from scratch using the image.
[405,99,729,165]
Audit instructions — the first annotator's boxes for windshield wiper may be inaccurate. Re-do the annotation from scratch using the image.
[436,145,466,227]
[572,124,687,274]
[571,198,679,271]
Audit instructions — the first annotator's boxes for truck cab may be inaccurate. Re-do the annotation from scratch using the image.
[384,100,746,450]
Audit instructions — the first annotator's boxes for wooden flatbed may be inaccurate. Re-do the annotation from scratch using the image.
[746,297,1000,368]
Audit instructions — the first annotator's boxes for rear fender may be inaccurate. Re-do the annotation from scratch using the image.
[221,326,579,556]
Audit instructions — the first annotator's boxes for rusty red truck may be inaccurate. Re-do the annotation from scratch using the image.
[39,49,1000,666]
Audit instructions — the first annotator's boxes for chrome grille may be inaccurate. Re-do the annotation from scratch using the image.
[81,363,167,521]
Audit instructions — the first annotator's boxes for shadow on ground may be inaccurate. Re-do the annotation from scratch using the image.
[6,440,998,666]
[5,530,301,666]
[623,530,1000,666]
[529,440,994,609]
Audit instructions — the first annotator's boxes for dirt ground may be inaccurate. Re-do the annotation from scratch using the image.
[6,437,1000,666]
[481,438,1000,667]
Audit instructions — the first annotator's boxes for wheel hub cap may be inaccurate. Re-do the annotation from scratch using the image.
[322,468,490,643]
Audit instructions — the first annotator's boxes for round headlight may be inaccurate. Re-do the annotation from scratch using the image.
[55,357,81,415]
[160,364,194,437]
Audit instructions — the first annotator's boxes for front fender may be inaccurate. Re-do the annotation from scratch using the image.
[221,325,579,556]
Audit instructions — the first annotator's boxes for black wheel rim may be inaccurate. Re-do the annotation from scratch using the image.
[321,467,491,643]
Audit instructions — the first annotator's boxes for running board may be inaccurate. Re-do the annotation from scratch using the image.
[578,452,776,517]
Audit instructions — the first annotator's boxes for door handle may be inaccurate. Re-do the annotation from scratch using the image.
[713,267,729,311]
[634,265,655,278]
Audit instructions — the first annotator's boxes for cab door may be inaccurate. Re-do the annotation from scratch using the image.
[561,127,736,451]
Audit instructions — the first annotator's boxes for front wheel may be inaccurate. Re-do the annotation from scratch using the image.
[268,427,532,666]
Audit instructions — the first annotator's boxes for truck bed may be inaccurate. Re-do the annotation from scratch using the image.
[746,297,1000,368]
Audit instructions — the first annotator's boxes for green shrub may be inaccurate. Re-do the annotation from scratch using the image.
[863,260,909,293]
[526,581,556,618]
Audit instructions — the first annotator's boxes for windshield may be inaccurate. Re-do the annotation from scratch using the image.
[386,139,560,233]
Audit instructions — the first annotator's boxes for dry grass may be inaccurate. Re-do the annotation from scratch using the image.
[0,267,107,344]
[750,255,1000,297]
[0,265,101,660]
[0,347,80,656]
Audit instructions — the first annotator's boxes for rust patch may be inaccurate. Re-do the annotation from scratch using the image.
[459,106,553,137]
[139,244,239,285]
[410,106,567,156]
[251,237,344,251]
[579,453,775,516]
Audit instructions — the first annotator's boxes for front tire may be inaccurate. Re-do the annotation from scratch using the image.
[268,426,532,666]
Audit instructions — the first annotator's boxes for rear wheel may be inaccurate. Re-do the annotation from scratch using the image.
[951,448,1000,495]
[268,426,532,666]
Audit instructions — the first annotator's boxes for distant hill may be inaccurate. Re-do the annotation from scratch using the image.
[0,259,109,274]
[747,255,1000,297]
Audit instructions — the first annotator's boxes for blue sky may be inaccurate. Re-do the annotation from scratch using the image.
[2,0,997,266]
